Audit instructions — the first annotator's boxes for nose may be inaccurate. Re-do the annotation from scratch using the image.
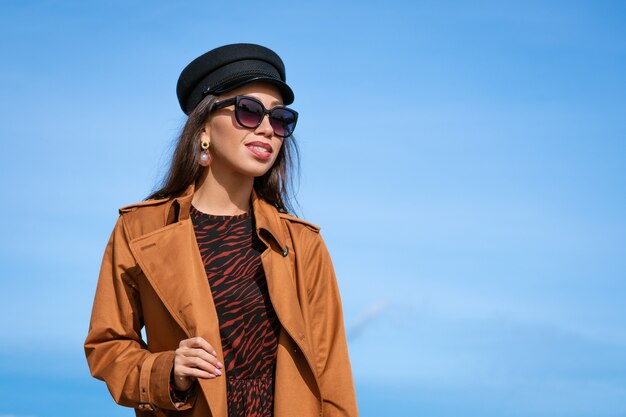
[254,113,275,138]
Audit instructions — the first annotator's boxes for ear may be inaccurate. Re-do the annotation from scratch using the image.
[200,121,212,142]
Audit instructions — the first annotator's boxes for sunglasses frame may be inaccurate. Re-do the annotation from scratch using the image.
[211,95,298,138]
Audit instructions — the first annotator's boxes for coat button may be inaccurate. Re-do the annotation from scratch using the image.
[282,247,289,257]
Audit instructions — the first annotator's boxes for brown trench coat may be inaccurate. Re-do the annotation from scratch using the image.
[84,182,359,417]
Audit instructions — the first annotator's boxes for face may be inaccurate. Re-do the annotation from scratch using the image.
[200,82,286,179]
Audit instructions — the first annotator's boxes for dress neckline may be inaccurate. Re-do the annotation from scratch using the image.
[190,204,252,221]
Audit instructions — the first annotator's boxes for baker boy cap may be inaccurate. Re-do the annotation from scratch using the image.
[176,43,295,115]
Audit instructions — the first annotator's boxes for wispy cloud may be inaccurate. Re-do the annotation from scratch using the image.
[347,300,390,341]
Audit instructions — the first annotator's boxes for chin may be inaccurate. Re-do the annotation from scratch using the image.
[240,159,277,177]
[237,164,274,179]
[251,168,274,178]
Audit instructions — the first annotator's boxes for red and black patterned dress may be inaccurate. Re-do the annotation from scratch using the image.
[190,204,281,417]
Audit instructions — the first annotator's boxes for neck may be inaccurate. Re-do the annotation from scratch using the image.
[192,166,254,215]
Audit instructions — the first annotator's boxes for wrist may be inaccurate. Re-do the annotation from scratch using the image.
[169,369,195,404]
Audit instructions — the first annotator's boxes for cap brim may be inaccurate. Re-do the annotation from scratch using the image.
[210,76,294,105]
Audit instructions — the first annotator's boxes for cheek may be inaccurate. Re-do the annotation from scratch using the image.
[274,139,285,153]
[210,114,241,138]
[271,142,285,164]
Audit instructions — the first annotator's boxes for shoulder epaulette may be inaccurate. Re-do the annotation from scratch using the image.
[277,212,321,233]
[118,196,169,214]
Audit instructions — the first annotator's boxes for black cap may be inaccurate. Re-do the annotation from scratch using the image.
[176,43,295,115]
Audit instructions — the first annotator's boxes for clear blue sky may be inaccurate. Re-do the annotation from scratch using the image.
[1,1,625,416]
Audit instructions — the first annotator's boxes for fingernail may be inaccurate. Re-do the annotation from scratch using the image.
[215,369,222,376]
[217,361,223,368]
[212,351,217,356]
[208,373,215,378]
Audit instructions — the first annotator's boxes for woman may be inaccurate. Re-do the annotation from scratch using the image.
[84,43,359,417]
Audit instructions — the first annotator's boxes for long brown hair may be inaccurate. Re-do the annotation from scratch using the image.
[146,94,301,215]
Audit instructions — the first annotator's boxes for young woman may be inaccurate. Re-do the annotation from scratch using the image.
[84,43,358,417]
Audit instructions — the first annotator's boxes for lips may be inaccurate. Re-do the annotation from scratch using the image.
[245,141,273,153]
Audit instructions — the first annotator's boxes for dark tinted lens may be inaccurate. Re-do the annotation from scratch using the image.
[237,98,264,128]
[270,108,297,137]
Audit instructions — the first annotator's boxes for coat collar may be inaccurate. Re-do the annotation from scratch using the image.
[164,182,288,253]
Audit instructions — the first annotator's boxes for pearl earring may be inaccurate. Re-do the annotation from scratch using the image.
[199,140,211,166]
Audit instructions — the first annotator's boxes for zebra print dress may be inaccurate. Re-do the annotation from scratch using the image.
[190,204,281,417]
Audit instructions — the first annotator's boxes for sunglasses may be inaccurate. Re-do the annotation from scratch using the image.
[211,95,298,138]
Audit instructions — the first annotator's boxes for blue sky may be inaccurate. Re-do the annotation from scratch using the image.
[1,1,625,416]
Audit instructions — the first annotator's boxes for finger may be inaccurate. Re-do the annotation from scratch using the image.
[176,364,217,379]
[174,358,219,378]
[185,356,223,376]
[175,346,223,370]
[175,353,218,375]
[185,367,216,379]
[191,337,217,356]
[180,337,217,356]
[182,347,223,369]
[179,336,206,348]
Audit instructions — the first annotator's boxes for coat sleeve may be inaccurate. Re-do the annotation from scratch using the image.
[84,215,197,412]
[305,231,359,417]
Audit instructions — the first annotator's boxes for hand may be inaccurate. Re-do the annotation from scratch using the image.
[173,337,224,391]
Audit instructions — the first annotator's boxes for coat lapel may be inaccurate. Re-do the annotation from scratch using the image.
[128,216,228,417]
[128,220,215,338]
[250,189,319,385]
